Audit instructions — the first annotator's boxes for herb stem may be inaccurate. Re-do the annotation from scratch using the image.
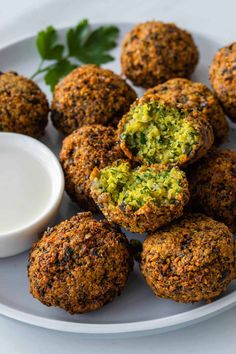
[31,57,71,80]
[31,60,57,80]
[30,60,44,79]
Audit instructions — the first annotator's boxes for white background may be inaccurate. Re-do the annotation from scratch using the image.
[1,0,236,353]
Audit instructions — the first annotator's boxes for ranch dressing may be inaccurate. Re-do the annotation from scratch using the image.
[0,146,52,233]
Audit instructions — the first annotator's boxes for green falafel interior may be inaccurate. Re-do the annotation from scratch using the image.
[120,102,199,164]
[91,161,187,211]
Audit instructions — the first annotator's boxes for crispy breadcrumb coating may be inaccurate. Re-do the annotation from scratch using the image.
[0,71,49,137]
[28,212,133,314]
[51,65,137,134]
[141,213,235,303]
[209,42,236,121]
[121,21,199,88]
[187,148,236,232]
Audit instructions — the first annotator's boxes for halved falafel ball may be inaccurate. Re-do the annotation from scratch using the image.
[209,42,236,121]
[90,160,189,233]
[28,212,133,314]
[51,65,137,135]
[145,78,228,145]
[0,71,49,137]
[121,21,199,88]
[60,125,124,210]
[118,94,214,167]
[187,148,236,232]
[140,213,235,303]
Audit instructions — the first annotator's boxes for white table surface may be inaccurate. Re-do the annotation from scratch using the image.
[1,0,236,352]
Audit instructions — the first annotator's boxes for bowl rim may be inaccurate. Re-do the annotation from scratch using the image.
[0,132,65,238]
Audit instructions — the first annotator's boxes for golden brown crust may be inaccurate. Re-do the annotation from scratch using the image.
[90,163,190,233]
[121,21,199,88]
[118,93,214,167]
[0,71,49,137]
[145,78,228,145]
[209,42,236,121]
[60,125,124,210]
[28,212,133,314]
[51,65,137,134]
[187,148,236,232]
[141,213,235,303]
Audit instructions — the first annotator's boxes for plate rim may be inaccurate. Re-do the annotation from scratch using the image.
[0,24,236,336]
[0,21,132,52]
[0,291,236,334]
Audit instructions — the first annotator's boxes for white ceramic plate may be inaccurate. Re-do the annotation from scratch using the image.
[0,23,236,338]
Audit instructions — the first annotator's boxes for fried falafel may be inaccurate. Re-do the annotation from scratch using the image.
[0,71,49,137]
[145,78,228,145]
[28,212,133,314]
[60,125,124,210]
[51,65,137,135]
[90,160,189,233]
[209,42,236,121]
[187,148,236,232]
[140,213,235,303]
[121,21,199,88]
[118,94,214,167]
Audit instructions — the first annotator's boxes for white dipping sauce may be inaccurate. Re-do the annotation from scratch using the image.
[0,146,52,233]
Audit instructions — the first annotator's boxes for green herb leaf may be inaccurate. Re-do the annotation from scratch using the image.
[44,59,77,90]
[32,19,119,91]
[85,26,119,51]
[75,50,114,65]
[36,26,64,60]
[66,19,91,56]
[67,23,119,65]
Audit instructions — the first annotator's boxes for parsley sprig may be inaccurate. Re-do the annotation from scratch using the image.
[31,19,119,91]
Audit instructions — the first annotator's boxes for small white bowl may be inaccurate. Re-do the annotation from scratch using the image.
[0,133,64,258]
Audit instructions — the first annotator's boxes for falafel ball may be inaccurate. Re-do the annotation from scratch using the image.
[140,213,235,303]
[118,93,214,167]
[187,148,236,232]
[121,21,199,88]
[28,212,133,314]
[90,160,189,233]
[209,42,236,121]
[51,65,137,135]
[60,125,124,210]
[0,71,49,137]
[145,78,228,145]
